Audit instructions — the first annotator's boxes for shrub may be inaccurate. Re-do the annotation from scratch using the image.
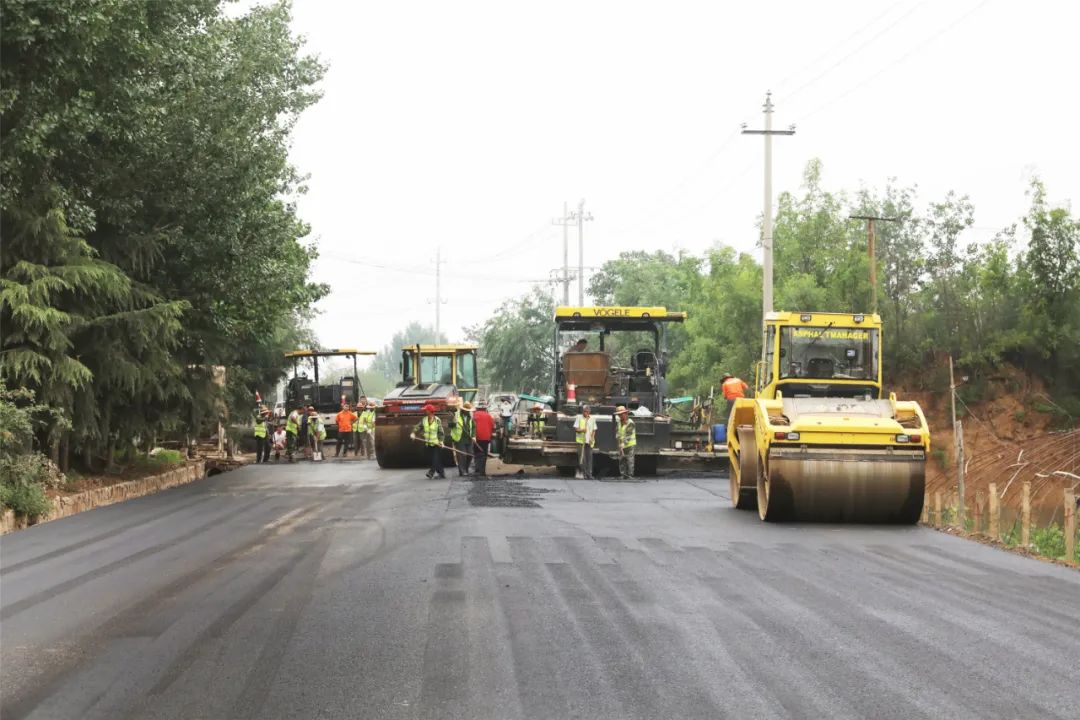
[0,455,55,518]
[1030,524,1066,559]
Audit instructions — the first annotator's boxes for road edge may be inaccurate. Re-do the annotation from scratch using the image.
[1,460,207,535]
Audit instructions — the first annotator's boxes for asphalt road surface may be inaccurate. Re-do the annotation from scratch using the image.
[2,459,1078,720]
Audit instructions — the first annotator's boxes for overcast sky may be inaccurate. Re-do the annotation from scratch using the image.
[284,0,1079,360]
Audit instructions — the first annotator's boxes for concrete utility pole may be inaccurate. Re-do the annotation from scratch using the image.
[570,199,593,306]
[949,355,966,527]
[552,202,574,305]
[849,215,899,313]
[742,92,795,318]
[434,246,443,338]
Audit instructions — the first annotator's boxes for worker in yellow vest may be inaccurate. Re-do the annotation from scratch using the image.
[615,405,637,480]
[528,404,546,439]
[573,405,598,479]
[411,404,445,479]
[284,406,302,463]
[253,407,271,463]
[357,402,376,459]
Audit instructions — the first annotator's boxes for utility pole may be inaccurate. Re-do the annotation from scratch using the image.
[742,92,795,318]
[434,246,444,338]
[949,355,966,527]
[552,202,574,305]
[849,215,898,313]
[569,199,593,306]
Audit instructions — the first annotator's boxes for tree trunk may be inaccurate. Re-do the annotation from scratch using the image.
[103,403,114,471]
[60,432,70,473]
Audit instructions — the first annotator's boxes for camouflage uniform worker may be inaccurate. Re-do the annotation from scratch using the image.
[284,406,302,463]
[615,405,637,479]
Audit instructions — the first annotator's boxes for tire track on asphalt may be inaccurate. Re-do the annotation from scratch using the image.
[591,537,782,719]
[227,532,332,719]
[547,537,727,720]
[1,494,217,576]
[819,544,1080,683]
[0,499,329,720]
[724,542,1070,720]
[1,496,275,621]
[502,536,614,720]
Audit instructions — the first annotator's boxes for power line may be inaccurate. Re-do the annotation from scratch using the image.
[770,0,911,94]
[793,0,991,124]
[780,1,926,105]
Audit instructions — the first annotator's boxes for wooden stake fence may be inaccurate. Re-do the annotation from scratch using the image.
[1066,490,1076,566]
[988,482,1000,541]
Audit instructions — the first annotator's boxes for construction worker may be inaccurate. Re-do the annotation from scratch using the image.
[299,406,310,459]
[615,405,637,480]
[358,401,376,459]
[721,374,749,420]
[271,425,286,462]
[455,402,475,476]
[569,338,588,352]
[448,399,465,475]
[308,408,324,459]
[335,403,357,457]
[285,406,302,462]
[353,396,369,457]
[253,407,271,463]
[473,401,494,477]
[574,405,598,479]
[499,397,514,436]
[528,404,546,439]
[412,404,445,479]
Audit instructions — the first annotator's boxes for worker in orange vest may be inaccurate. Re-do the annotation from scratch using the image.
[721,374,749,420]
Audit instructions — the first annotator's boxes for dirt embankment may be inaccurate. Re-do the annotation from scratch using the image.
[896,365,1079,525]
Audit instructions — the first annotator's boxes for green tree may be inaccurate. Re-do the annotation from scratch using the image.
[1,0,325,468]
[466,288,556,394]
[588,250,703,358]
[670,247,762,396]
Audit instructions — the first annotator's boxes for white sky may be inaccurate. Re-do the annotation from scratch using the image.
[285,0,1079,357]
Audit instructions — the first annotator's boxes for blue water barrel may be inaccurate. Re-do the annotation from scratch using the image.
[712,424,727,444]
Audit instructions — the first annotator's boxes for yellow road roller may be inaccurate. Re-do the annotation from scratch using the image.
[727,311,929,523]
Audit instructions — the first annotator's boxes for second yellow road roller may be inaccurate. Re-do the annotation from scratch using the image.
[727,311,929,523]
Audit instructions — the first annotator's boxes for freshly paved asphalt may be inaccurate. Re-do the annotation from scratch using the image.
[1,459,1078,719]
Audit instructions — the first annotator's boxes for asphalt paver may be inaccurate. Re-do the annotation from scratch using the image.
[2,460,1078,719]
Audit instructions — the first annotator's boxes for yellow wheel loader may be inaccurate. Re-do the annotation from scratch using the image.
[727,312,929,523]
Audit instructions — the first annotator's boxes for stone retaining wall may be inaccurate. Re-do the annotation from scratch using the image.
[1,460,206,535]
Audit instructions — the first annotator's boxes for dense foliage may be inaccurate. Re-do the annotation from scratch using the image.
[484,161,1079,414]
[0,383,61,516]
[1,0,326,470]
[466,288,555,394]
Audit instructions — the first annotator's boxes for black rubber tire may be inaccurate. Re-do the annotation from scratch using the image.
[731,428,758,511]
[757,453,794,522]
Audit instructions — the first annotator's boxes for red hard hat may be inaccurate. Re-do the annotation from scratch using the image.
[423,404,436,414]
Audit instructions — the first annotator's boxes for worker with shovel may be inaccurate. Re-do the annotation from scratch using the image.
[454,401,476,477]
[574,405,598,479]
[412,404,446,479]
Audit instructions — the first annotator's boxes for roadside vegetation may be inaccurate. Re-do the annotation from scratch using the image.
[1,1,325,474]
[471,161,1079,419]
